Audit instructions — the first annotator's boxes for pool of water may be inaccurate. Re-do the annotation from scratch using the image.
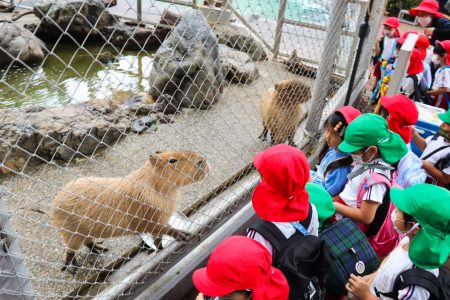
[233,0,331,26]
[0,43,155,108]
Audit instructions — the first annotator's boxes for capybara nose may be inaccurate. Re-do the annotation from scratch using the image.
[197,159,205,168]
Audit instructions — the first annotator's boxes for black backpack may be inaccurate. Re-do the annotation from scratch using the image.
[375,267,450,300]
[406,74,432,105]
[422,139,450,190]
[248,204,331,300]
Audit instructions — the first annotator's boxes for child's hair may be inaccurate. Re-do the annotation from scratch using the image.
[403,212,417,230]
[434,43,446,56]
[319,112,353,176]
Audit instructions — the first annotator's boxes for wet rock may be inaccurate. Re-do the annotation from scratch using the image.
[132,116,158,134]
[148,10,224,110]
[102,23,171,50]
[31,0,116,40]
[0,22,46,67]
[219,44,259,84]
[216,25,267,61]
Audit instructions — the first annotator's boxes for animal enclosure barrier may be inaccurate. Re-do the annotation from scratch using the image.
[0,0,383,298]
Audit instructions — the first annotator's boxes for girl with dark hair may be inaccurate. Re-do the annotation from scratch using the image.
[311,106,361,196]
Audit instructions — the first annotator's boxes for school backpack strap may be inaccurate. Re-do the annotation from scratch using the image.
[356,172,392,237]
[248,220,287,257]
[376,268,440,300]
[422,145,450,160]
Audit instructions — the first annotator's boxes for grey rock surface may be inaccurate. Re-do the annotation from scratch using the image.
[219,44,259,84]
[0,22,46,67]
[148,10,224,110]
[216,25,267,61]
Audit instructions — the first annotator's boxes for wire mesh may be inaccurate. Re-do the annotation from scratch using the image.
[0,0,380,298]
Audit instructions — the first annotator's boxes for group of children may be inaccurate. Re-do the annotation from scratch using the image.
[192,101,450,300]
[189,1,450,299]
[372,0,450,110]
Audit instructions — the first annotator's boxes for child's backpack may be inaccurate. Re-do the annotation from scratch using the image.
[320,218,380,297]
[422,137,450,190]
[406,74,432,105]
[248,204,331,300]
[375,266,450,300]
[356,170,402,258]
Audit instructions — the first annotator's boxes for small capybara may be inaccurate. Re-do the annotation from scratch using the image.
[259,79,311,145]
[52,151,209,273]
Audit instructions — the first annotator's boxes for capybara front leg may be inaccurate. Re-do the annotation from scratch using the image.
[61,251,80,276]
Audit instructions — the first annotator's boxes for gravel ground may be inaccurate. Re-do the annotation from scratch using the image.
[1,60,312,298]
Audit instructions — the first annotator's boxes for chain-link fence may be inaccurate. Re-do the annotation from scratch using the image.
[0,0,384,298]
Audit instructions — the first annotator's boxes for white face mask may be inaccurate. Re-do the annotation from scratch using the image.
[384,29,393,37]
[351,148,374,165]
[418,16,433,27]
[432,54,441,65]
[391,209,420,235]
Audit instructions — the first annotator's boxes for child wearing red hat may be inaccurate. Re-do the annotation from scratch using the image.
[412,108,450,187]
[372,17,401,89]
[427,40,450,109]
[248,144,322,255]
[409,0,450,44]
[379,94,427,187]
[192,236,289,300]
[312,106,361,196]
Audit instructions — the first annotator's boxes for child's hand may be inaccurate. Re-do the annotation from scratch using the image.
[424,27,435,37]
[196,293,206,300]
[346,274,372,299]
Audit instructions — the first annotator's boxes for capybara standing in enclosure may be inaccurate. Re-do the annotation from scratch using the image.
[52,151,209,273]
[259,80,311,145]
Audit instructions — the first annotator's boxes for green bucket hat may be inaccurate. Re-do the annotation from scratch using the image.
[390,184,450,269]
[338,113,408,164]
[306,183,335,230]
[438,108,450,124]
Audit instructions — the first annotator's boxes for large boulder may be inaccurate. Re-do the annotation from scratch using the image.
[216,25,267,61]
[31,0,116,40]
[148,10,224,111]
[219,44,259,84]
[0,23,46,67]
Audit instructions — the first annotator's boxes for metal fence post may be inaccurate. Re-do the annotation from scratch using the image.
[304,0,349,137]
[0,187,36,300]
[137,0,142,22]
[272,0,288,59]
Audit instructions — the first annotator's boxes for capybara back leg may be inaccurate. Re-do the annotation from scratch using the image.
[258,127,268,141]
[84,239,109,255]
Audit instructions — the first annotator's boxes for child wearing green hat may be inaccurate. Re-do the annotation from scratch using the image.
[412,108,450,188]
[345,184,450,300]
[334,114,408,257]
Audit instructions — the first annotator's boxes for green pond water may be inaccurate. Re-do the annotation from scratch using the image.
[0,43,155,108]
[0,0,338,108]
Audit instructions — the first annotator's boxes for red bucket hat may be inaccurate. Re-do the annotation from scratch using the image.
[409,0,444,18]
[383,17,401,37]
[252,144,310,222]
[416,34,431,59]
[436,40,450,65]
[407,48,424,75]
[380,94,419,143]
[336,106,362,125]
[192,236,289,300]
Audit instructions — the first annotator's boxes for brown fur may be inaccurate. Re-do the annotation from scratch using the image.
[259,80,311,145]
[52,151,208,270]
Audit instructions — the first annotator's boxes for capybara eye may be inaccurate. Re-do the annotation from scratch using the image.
[168,158,178,164]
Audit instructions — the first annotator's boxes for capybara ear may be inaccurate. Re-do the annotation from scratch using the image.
[274,83,279,90]
[149,153,160,165]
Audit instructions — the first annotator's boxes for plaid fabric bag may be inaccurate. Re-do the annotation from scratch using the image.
[320,218,380,296]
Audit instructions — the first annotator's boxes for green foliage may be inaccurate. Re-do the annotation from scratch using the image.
[386,0,422,16]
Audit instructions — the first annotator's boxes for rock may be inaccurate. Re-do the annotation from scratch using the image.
[31,0,116,40]
[216,25,267,61]
[132,116,158,134]
[0,23,46,67]
[0,91,160,175]
[148,10,224,110]
[219,44,259,84]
